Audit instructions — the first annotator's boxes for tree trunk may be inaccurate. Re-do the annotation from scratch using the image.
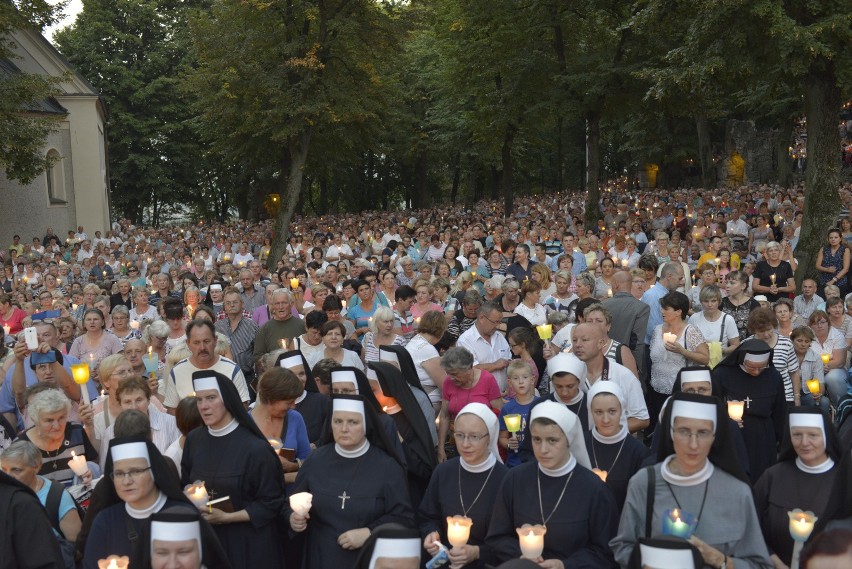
[696,116,716,187]
[774,119,794,188]
[502,125,516,218]
[268,128,312,270]
[450,155,460,204]
[413,148,429,208]
[796,60,841,287]
[583,111,601,230]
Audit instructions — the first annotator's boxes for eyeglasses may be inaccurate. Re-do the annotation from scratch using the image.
[671,428,714,442]
[813,320,828,326]
[481,314,502,326]
[453,432,489,443]
[110,466,152,481]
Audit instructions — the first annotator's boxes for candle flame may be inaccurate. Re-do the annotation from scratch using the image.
[527,530,535,537]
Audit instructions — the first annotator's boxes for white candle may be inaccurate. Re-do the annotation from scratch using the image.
[289,492,313,516]
[517,524,546,559]
[68,451,88,476]
[788,509,817,541]
[2,324,9,336]
[129,320,140,330]
[184,482,208,511]
[727,400,744,422]
[662,332,677,344]
[97,556,129,569]
[446,516,473,548]
[770,273,776,285]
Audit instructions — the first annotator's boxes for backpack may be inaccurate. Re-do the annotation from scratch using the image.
[45,479,83,569]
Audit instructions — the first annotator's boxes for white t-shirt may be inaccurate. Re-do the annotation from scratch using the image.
[457,325,512,391]
[582,360,649,423]
[164,356,250,408]
[688,311,738,346]
[405,335,442,404]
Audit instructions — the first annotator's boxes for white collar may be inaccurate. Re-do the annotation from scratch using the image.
[460,453,496,474]
[592,423,628,444]
[126,491,167,520]
[335,439,370,458]
[538,453,577,478]
[561,391,584,406]
[294,391,308,405]
[208,418,238,437]
[796,456,835,474]
[661,455,714,487]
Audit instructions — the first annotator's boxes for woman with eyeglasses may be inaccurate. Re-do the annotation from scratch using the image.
[754,408,842,569]
[711,340,788,484]
[83,354,134,450]
[611,393,771,569]
[807,309,849,408]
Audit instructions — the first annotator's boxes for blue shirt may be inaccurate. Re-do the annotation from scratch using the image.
[35,476,77,537]
[641,282,668,344]
[499,396,539,468]
[572,251,587,275]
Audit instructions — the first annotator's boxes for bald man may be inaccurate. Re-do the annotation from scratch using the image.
[602,270,649,382]
[571,323,649,433]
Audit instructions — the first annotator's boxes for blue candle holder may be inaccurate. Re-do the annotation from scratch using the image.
[662,508,698,539]
[143,354,159,375]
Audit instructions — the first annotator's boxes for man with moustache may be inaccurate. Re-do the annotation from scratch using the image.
[163,319,250,412]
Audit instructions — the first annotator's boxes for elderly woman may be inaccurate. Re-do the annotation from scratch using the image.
[420,403,508,569]
[17,388,98,486]
[288,395,412,568]
[69,308,123,385]
[754,408,843,568]
[142,319,170,373]
[362,306,405,363]
[94,295,113,329]
[435,347,504,463]
[306,320,364,371]
[611,392,772,569]
[648,291,709,420]
[404,310,447,415]
[183,286,202,319]
[808,309,849,407]
[110,305,141,346]
[110,277,133,311]
[0,439,83,543]
[411,279,442,320]
[73,283,100,320]
[825,296,852,348]
[249,367,311,485]
[486,400,618,566]
[746,308,801,406]
[791,326,829,411]
[543,269,578,319]
[84,353,135,448]
[129,285,158,323]
[514,279,547,326]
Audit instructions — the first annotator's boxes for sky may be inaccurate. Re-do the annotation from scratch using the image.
[46,0,83,42]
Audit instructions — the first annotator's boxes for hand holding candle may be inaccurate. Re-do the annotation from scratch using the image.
[289,492,313,516]
[663,508,697,538]
[516,524,546,559]
[68,450,88,476]
[504,414,522,452]
[806,378,821,398]
[820,352,830,366]
[184,481,208,511]
[662,332,677,344]
[290,277,299,290]
[788,509,817,541]
[71,362,91,405]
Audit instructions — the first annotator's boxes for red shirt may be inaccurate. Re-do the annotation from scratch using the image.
[0,307,27,335]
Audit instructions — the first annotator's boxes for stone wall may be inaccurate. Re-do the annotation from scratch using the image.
[722,119,779,185]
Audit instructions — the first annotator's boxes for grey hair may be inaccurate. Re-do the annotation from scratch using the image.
[111,304,130,317]
[271,288,294,303]
[0,440,42,468]
[142,319,169,342]
[547,311,569,326]
[440,347,474,371]
[575,271,596,291]
[27,388,71,424]
[659,262,681,280]
[485,275,505,291]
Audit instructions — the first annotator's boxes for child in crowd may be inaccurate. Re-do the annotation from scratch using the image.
[498,360,539,468]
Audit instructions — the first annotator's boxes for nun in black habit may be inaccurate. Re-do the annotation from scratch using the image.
[711,339,788,483]
[277,350,330,445]
[378,345,438,445]
[180,371,286,569]
[754,407,843,567]
[287,394,414,569]
[369,360,436,507]
[353,524,422,569]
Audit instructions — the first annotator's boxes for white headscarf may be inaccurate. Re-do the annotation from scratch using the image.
[529,400,591,469]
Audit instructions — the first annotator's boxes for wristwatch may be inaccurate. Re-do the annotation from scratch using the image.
[720,555,727,569]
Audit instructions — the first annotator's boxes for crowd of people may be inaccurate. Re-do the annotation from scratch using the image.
[3,182,852,568]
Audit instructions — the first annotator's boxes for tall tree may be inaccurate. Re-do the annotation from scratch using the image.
[0,0,65,183]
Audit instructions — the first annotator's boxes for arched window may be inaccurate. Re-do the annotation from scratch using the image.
[46,149,66,204]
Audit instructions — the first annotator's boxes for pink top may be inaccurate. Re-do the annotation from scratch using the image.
[442,369,501,418]
[411,302,442,319]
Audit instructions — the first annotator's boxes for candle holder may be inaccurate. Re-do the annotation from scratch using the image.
[805,379,821,399]
[727,400,744,425]
[516,524,546,559]
[789,509,817,569]
[535,324,552,348]
[97,556,130,569]
[504,414,522,453]
[289,492,313,516]
[290,278,300,290]
[143,353,159,377]
[662,508,698,539]
[184,481,208,511]
[820,353,830,366]
[71,363,91,405]
[446,515,473,548]
[662,332,677,344]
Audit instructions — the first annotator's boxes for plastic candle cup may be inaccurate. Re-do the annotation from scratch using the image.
[727,400,745,423]
[516,524,546,559]
[504,414,522,434]
[143,354,159,375]
[184,482,208,511]
[71,363,91,405]
[447,516,473,548]
[68,451,88,476]
[820,353,830,365]
[806,379,820,396]
[662,332,677,344]
[535,324,552,341]
[289,492,313,516]
[663,508,698,538]
[290,278,299,290]
[788,509,817,541]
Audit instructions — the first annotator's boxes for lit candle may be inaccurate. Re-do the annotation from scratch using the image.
[446,515,473,548]
[535,324,552,341]
[621,259,628,268]
[714,257,720,266]
[341,300,347,308]
[806,379,820,396]
[504,414,522,434]
[280,338,289,351]
[290,278,299,290]
[184,482,208,511]
[592,468,608,482]
[289,492,313,516]
[129,320,140,330]
[607,287,612,297]
[148,346,153,357]
[97,556,129,569]
[71,363,91,405]
[820,352,830,365]
[268,438,283,451]
[663,508,694,538]
[788,509,817,541]
[770,273,776,285]
[516,524,546,559]
[727,400,744,422]
[68,451,88,476]
[662,332,677,344]
[2,324,9,336]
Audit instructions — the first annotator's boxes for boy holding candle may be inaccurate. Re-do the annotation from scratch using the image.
[498,361,539,467]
